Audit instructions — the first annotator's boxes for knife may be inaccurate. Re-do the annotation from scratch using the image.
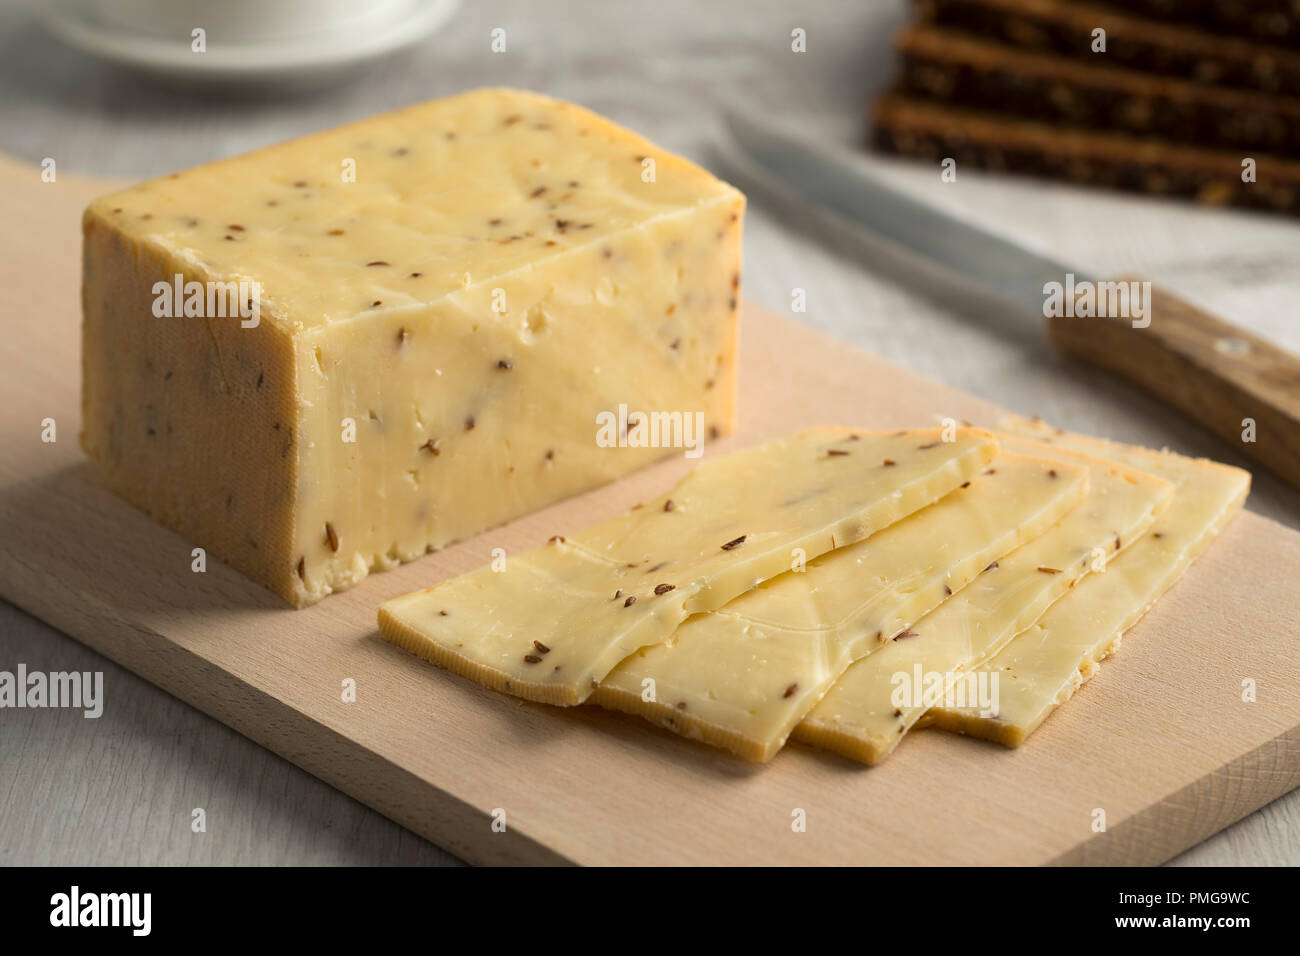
[726,109,1300,490]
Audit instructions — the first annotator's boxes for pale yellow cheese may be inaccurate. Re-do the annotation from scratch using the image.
[380,427,998,705]
[793,436,1174,764]
[930,417,1251,746]
[590,453,1087,760]
[81,88,745,606]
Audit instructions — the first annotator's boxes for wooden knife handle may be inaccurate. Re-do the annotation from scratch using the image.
[1045,278,1300,488]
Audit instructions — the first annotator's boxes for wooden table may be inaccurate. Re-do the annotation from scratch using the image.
[2,0,1298,865]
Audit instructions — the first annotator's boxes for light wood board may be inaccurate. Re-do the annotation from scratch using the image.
[2,156,1299,866]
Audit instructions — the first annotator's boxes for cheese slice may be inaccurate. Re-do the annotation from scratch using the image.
[793,436,1174,764]
[589,453,1088,760]
[930,417,1251,746]
[82,88,745,607]
[380,427,998,705]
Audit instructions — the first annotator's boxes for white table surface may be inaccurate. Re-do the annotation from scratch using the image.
[1,0,1298,866]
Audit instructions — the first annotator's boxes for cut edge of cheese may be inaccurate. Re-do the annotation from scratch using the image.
[928,416,1251,747]
[792,435,1175,765]
[379,427,998,705]
[588,452,1089,761]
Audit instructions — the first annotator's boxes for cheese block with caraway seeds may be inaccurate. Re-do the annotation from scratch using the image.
[379,427,998,705]
[81,87,745,607]
[590,451,1087,761]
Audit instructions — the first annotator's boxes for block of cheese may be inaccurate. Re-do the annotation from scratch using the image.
[380,427,998,705]
[590,453,1088,761]
[793,436,1174,764]
[81,88,745,607]
[930,417,1251,746]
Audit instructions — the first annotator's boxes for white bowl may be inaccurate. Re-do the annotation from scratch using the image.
[42,0,462,90]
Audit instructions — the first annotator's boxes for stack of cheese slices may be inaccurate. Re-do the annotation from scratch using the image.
[380,417,1249,764]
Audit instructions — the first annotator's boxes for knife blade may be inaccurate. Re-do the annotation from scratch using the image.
[725,109,1300,490]
[726,109,1085,317]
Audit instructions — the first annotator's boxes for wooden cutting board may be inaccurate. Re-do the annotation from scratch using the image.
[3,155,1299,866]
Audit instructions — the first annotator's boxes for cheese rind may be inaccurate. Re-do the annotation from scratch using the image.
[793,436,1174,764]
[380,427,999,705]
[81,88,744,607]
[930,417,1251,746]
[590,453,1088,761]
